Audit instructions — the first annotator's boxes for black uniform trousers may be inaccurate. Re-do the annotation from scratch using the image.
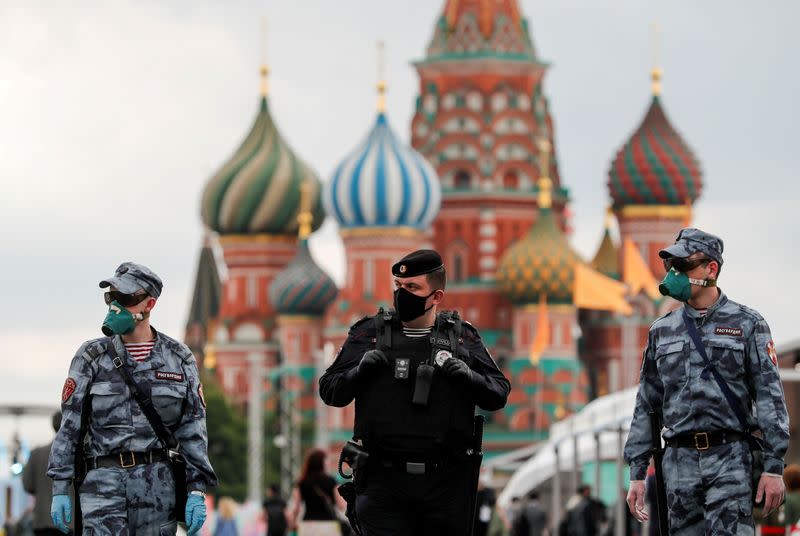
[355,458,473,536]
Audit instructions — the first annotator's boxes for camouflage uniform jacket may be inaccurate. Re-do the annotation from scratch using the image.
[624,291,789,480]
[47,329,217,495]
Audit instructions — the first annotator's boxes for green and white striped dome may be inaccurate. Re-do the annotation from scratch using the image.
[201,96,324,235]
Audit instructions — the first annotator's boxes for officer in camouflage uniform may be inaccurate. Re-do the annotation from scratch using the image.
[320,250,511,536]
[47,262,217,535]
[624,229,789,535]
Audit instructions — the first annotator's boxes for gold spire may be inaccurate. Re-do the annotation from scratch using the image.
[536,137,553,209]
[297,180,314,240]
[651,22,662,96]
[604,206,615,229]
[259,17,269,97]
[377,40,387,113]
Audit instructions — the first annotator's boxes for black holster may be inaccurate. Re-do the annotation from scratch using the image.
[338,441,370,536]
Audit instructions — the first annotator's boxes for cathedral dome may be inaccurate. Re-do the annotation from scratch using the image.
[201,69,325,235]
[607,71,702,208]
[324,112,441,231]
[497,176,582,305]
[268,238,337,316]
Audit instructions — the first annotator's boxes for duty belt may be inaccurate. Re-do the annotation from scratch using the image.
[86,449,168,470]
[664,430,748,451]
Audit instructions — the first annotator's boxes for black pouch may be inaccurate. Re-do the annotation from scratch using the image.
[412,364,434,406]
[749,435,765,504]
[170,452,188,522]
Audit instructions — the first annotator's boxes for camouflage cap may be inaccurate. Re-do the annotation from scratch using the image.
[658,228,724,265]
[99,262,163,298]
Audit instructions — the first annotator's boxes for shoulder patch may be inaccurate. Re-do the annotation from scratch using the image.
[61,378,77,403]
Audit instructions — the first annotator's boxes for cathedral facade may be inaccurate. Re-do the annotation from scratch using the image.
[185,0,703,455]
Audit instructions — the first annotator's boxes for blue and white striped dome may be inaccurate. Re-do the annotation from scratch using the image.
[325,113,441,230]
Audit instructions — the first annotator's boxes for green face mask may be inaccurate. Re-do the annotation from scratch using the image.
[101,301,143,336]
[658,268,714,302]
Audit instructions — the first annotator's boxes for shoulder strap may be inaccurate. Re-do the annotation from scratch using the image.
[681,310,751,431]
[107,338,179,450]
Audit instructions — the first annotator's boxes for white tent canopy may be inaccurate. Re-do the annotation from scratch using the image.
[497,387,638,510]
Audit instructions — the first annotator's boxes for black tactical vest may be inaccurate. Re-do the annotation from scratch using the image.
[353,310,476,454]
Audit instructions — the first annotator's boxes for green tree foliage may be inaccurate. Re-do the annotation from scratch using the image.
[203,374,248,501]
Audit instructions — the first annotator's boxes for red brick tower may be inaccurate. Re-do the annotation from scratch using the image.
[411,0,566,337]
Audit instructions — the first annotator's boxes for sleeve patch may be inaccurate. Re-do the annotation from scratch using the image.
[61,378,77,403]
[767,341,778,366]
[198,383,206,408]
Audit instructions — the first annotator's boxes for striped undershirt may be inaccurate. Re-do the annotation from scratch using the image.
[695,308,708,317]
[402,326,433,338]
[125,340,155,362]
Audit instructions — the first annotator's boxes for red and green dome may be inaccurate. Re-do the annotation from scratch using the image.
[608,95,702,207]
[497,201,583,305]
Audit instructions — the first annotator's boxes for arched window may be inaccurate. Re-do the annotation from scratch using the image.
[503,170,518,189]
[454,169,471,189]
[453,254,464,282]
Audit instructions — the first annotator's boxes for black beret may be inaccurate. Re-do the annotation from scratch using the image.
[392,249,444,277]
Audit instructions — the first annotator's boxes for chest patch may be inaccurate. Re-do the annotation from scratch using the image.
[714,327,743,337]
[155,371,184,382]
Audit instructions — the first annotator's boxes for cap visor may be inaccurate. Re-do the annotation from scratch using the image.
[98,276,141,294]
[658,243,691,259]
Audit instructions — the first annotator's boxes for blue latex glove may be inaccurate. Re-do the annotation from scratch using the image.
[50,494,72,534]
[185,494,206,535]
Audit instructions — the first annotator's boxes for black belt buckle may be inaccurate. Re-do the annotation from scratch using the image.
[120,451,136,468]
[694,432,710,451]
[405,462,425,475]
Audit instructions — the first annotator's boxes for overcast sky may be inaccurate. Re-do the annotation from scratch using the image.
[1,0,798,444]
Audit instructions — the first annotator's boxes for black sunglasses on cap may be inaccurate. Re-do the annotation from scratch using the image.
[104,291,149,307]
[663,256,711,273]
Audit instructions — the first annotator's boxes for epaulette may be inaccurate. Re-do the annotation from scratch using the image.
[80,338,108,361]
[347,315,377,342]
[160,333,195,362]
[650,309,677,329]
[735,302,765,323]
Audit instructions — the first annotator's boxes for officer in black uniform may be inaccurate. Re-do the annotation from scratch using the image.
[319,249,511,536]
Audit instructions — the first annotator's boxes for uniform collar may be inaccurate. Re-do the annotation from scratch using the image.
[683,289,727,320]
[111,327,166,372]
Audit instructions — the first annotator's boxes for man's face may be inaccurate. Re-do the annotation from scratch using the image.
[683,253,717,298]
[107,286,156,314]
[393,275,443,305]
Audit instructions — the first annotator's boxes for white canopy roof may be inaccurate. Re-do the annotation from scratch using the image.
[497,387,638,509]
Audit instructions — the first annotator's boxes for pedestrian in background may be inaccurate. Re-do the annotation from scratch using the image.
[288,449,345,536]
[23,411,67,536]
[263,484,288,536]
[213,497,238,536]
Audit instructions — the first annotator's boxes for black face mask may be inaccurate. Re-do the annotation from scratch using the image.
[393,287,436,323]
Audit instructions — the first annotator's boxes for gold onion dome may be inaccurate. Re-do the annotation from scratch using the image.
[497,141,583,305]
[201,67,325,235]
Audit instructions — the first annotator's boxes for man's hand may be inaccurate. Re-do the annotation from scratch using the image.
[442,358,472,383]
[756,473,785,516]
[185,494,207,536]
[357,349,389,377]
[50,494,72,534]
[626,480,649,522]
